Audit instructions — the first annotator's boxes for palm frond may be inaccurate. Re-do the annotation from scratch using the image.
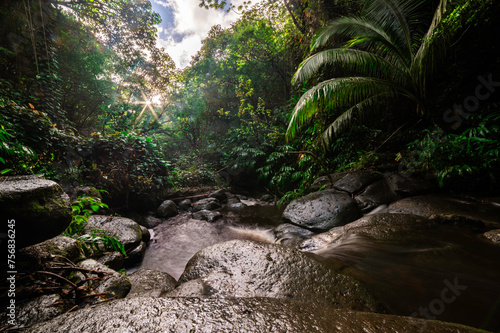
[287,77,400,140]
[293,48,406,85]
[312,17,410,68]
[322,92,394,144]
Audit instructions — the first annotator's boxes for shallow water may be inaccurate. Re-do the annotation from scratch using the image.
[131,204,283,279]
[313,228,500,332]
[133,204,500,331]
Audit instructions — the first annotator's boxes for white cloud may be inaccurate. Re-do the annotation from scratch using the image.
[153,0,262,68]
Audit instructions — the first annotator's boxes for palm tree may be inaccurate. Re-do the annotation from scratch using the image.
[287,0,490,144]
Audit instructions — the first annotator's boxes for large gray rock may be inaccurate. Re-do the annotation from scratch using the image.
[77,259,131,300]
[0,294,63,329]
[86,216,142,250]
[192,209,223,223]
[171,240,382,312]
[209,189,228,203]
[192,197,221,212]
[388,195,500,226]
[140,215,163,228]
[355,179,399,212]
[18,235,86,271]
[283,190,361,231]
[126,269,177,298]
[300,213,436,252]
[0,175,72,247]
[333,170,383,194]
[177,198,192,211]
[385,173,435,196]
[26,297,485,333]
[156,199,178,218]
[97,251,124,271]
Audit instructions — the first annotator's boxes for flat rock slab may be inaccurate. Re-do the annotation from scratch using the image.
[388,195,500,227]
[26,297,486,333]
[174,240,382,312]
[283,189,361,231]
[0,176,72,247]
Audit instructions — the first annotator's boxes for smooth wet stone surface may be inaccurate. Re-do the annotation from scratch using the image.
[388,195,500,227]
[282,189,361,231]
[25,297,487,333]
[126,269,177,298]
[86,216,143,250]
[175,240,383,312]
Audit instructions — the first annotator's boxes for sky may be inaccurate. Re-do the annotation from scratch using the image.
[151,0,262,69]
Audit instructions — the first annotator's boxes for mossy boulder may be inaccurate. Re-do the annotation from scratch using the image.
[0,175,72,247]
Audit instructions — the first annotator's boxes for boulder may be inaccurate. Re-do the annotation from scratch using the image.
[156,200,178,218]
[0,175,72,247]
[97,251,124,271]
[274,223,315,239]
[355,179,399,212]
[0,294,63,330]
[192,209,223,223]
[140,215,163,229]
[177,199,192,211]
[299,213,436,252]
[77,259,131,300]
[26,297,485,333]
[209,189,228,203]
[387,195,500,226]
[192,197,221,212]
[333,170,383,194]
[282,190,361,231]
[385,173,435,197]
[172,240,383,312]
[86,216,142,250]
[124,241,147,266]
[18,235,86,272]
[260,193,274,202]
[126,269,177,298]
[140,226,150,243]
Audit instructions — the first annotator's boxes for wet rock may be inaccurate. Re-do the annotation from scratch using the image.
[227,202,245,209]
[283,189,361,231]
[226,193,241,204]
[0,294,63,329]
[388,195,500,226]
[174,240,383,311]
[97,251,124,271]
[333,170,383,194]
[260,194,274,202]
[86,216,142,250]
[18,235,86,272]
[385,173,435,197]
[140,226,150,243]
[192,197,221,212]
[0,175,72,247]
[126,269,177,298]
[209,189,228,203]
[156,200,178,218]
[274,223,315,239]
[77,259,131,300]
[311,171,350,190]
[192,209,223,223]
[355,179,399,212]
[300,213,435,252]
[26,297,485,333]
[178,199,192,211]
[484,229,500,245]
[124,241,146,266]
[140,215,163,229]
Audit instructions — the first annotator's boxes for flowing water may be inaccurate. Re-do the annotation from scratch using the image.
[133,203,500,332]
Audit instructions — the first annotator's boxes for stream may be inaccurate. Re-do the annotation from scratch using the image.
[131,204,500,332]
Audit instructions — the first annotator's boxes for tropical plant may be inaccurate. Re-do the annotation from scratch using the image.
[287,0,493,144]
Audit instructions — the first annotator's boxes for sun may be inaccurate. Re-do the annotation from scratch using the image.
[133,91,161,124]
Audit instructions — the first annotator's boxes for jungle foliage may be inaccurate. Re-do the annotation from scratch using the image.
[0,0,499,205]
